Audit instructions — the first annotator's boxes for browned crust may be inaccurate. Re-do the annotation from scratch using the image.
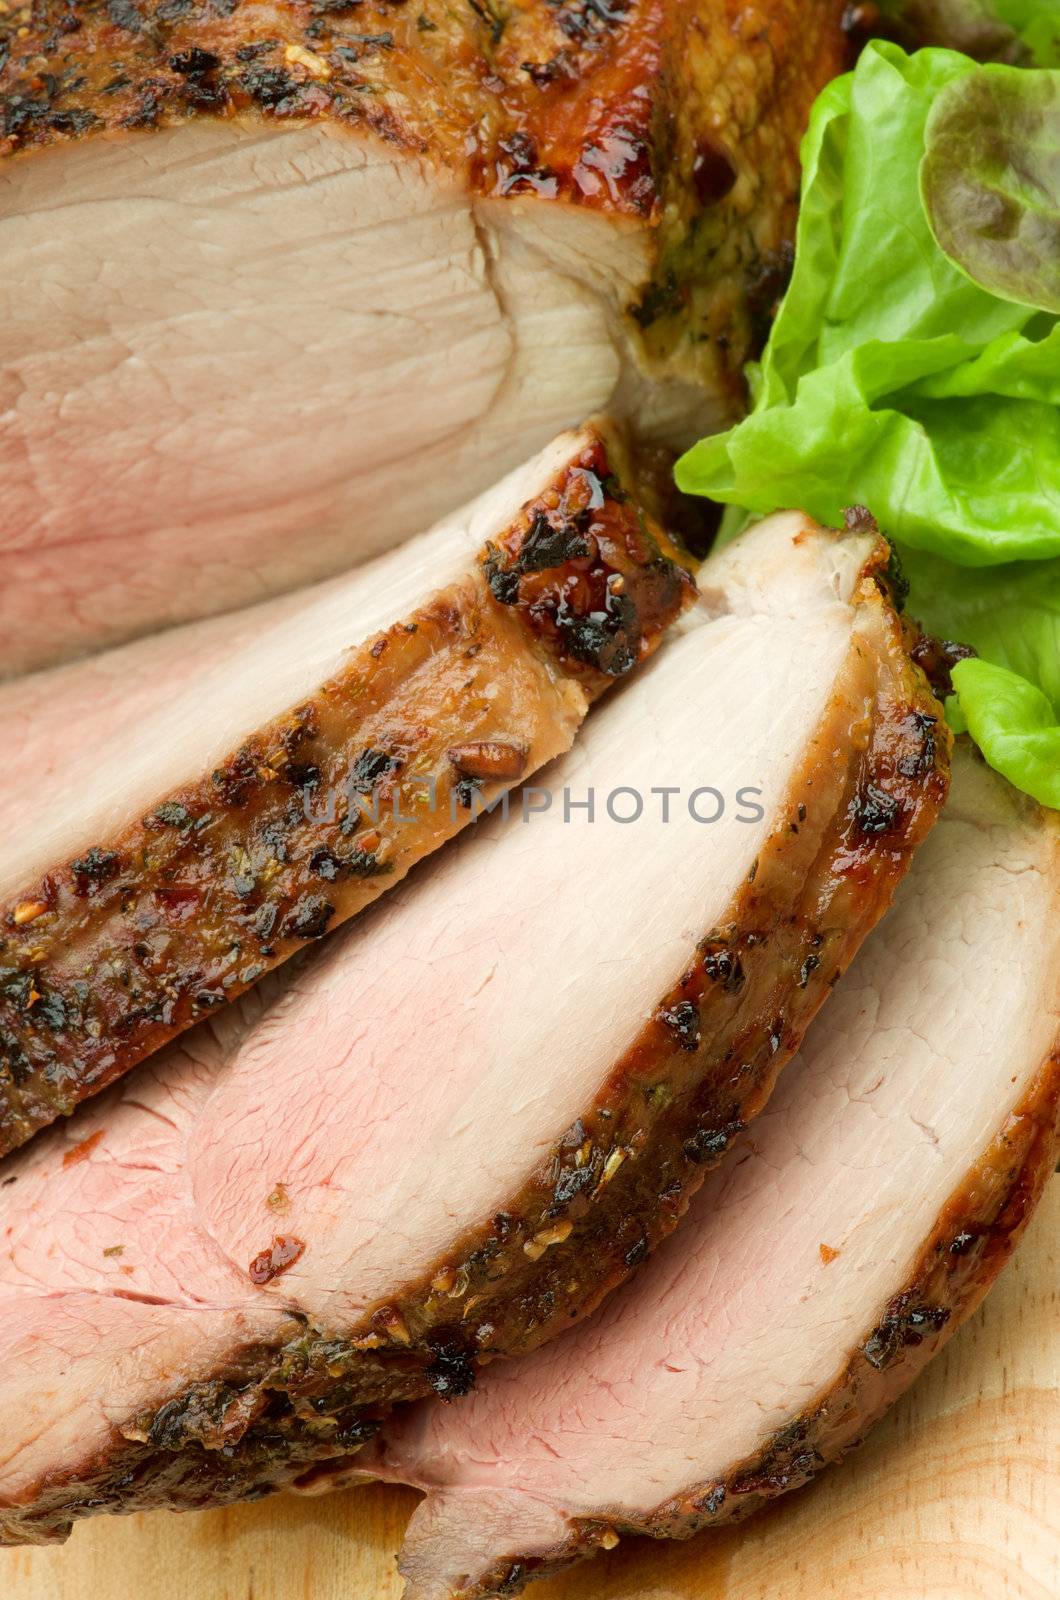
[453,1044,1060,1599]
[0,0,849,208]
[0,430,694,1157]
[0,1,851,404]
[0,529,950,1546]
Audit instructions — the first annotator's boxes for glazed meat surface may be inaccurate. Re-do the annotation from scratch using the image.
[0,422,694,1155]
[0,0,850,671]
[0,509,946,1544]
[374,748,1060,1600]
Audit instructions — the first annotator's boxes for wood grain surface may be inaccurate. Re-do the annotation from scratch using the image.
[7,1180,1058,1600]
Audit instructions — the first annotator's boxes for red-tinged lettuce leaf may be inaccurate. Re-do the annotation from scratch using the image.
[885,1,1060,65]
[922,65,1060,313]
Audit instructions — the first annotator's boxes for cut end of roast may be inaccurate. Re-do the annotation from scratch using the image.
[0,506,948,1546]
[0,419,695,1155]
[382,746,1059,1598]
[0,1,851,671]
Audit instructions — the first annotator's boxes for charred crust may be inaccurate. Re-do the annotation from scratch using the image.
[0,1,851,415]
[279,895,335,941]
[69,848,122,897]
[423,1337,477,1401]
[850,781,902,837]
[861,1296,951,1369]
[0,0,759,220]
[895,709,939,780]
[683,1119,743,1165]
[844,508,908,613]
[700,941,745,993]
[882,543,910,611]
[910,634,977,701]
[517,513,592,573]
[0,431,691,1157]
[451,776,484,811]
[657,999,700,1052]
[480,439,695,688]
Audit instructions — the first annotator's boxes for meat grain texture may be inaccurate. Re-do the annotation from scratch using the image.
[0,510,948,1545]
[0,423,694,1155]
[0,0,850,671]
[367,747,1060,1600]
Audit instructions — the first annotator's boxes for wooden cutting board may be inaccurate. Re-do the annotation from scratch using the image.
[7,1181,1058,1600]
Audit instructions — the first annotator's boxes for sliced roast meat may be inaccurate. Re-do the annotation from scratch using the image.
[0,508,947,1545]
[376,747,1059,1600]
[0,422,694,1156]
[0,0,850,672]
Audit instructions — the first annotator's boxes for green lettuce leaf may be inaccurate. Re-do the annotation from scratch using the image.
[951,659,1060,804]
[904,548,1060,798]
[990,0,1060,65]
[675,42,1057,554]
[902,549,1060,707]
[675,41,1060,807]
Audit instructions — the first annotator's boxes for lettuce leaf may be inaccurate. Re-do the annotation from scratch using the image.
[951,660,1060,804]
[675,41,1060,807]
[922,66,1060,311]
[884,1,1060,66]
[905,546,1060,799]
[902,549,1060,707]
[990,0,1060,65]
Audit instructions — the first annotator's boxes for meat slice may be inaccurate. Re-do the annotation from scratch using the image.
[0,0,850,672]
[0,422,694,1156]
[0,509,947,1545]
[377,747,1060,1600]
